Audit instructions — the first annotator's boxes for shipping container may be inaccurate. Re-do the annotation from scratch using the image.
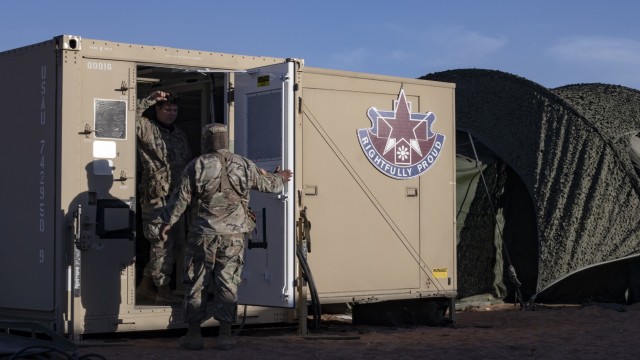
[0,35,456,338]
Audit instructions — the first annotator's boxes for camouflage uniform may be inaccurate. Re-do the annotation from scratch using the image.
[160,126,284,324]
[137,97,192,287]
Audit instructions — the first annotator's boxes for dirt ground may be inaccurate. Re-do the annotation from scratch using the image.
[74,302,640,360]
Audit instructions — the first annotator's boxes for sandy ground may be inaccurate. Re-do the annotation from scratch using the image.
[70,302,640,360]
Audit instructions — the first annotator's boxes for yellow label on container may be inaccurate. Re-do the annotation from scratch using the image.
[432,268,448,278]
[257,75,270,87]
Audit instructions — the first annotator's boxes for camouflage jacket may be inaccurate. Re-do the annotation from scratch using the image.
[136,98,192,203]
[160,149,285,234]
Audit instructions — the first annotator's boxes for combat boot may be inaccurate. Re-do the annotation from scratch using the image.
[135,275,156,304]
[215,321,236,351]
[155,285,183,305]
[179,323,203,350]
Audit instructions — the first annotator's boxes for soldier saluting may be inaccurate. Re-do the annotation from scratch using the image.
[136,90,192,304]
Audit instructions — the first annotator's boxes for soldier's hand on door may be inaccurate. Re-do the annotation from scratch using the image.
[274,166,293,182]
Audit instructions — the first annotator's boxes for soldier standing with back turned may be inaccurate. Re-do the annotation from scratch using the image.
[158,123,292,351]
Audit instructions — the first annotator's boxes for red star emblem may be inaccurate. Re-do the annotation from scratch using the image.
[377,90,426,156]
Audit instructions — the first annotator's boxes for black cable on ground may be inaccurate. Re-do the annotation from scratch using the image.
[297,246,321,330]
[231,304,249,336]
[8,345,107,360]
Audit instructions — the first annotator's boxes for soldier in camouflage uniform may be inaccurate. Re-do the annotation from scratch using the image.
[159,123,292,351]
[136,90,192,304]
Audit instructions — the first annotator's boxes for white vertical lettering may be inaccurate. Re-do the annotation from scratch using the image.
[38,64,47,237]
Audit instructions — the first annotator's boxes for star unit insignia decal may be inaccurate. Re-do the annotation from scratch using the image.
[357,89,445,179]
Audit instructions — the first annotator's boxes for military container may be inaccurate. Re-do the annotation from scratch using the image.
[0,35,456,338]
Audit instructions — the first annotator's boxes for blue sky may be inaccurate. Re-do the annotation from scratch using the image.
[2,0,639,90]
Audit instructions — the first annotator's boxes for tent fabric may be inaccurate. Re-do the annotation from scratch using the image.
[455,146,537,301]
[534,255,640,304]
[455,153,506,299]
[455,154,485,246]
[422,69,640,303]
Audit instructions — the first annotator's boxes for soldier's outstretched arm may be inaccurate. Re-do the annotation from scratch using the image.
[249,162,291,193]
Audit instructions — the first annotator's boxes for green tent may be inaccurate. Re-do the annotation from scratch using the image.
[423,69,640,305]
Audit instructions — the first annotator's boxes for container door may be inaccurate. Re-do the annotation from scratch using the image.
[234,62,295,308]
[72,59,137,320]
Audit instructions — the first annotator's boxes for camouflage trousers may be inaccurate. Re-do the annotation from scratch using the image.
[141,198,186,287]
[183,232,245,324]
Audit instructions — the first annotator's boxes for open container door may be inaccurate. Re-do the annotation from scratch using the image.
[233,61,296,308]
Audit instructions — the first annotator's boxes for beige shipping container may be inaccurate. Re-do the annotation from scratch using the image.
[0,35,456,338]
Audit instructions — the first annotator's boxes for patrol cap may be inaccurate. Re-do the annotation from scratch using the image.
[142,91,179,118]
[205,123,227,133]
[202,123,228,152]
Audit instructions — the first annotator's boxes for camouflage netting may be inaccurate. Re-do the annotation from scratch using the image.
[421,69,640,302]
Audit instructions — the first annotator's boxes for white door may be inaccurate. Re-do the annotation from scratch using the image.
[234,61,296,308]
